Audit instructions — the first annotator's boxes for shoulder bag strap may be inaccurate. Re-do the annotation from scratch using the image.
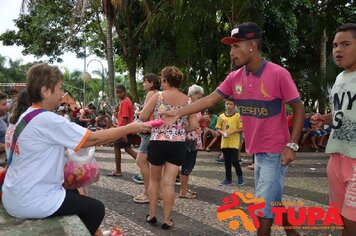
[7,109,46,167]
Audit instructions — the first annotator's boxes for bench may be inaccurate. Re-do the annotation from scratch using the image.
[299,134,329,152]
[0,204,90,235]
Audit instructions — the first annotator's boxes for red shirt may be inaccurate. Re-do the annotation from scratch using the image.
[117,97,134,127]
[287,114,294,130]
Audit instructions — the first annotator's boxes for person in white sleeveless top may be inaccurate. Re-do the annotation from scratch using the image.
[139,66,198,230]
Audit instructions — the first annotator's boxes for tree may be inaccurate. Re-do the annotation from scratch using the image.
[62,67,102,107]
[288,0,355,112]
[1,0,81,62]
[3,0,116,105]
[0,55,37,84]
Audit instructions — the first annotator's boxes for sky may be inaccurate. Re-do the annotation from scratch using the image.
[0,0,107,74]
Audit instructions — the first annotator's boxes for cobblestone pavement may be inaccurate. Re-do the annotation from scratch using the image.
[90,146,341,236]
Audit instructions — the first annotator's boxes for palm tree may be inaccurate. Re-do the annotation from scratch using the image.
[299,56,341,112]
[72,0,155,103]
[20,0,121,106]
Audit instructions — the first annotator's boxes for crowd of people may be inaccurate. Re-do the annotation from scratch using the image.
[0,22,355,236]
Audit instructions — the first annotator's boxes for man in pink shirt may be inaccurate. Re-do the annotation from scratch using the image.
[164,22,304,236]
[108,84,137,177]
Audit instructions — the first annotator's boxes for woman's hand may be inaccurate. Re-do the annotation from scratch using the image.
[161,109,180,130]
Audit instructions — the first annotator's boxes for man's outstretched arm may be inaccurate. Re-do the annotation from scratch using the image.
[162,91,224,127]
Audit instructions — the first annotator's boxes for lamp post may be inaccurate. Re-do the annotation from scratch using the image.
[87,59,105,98]
[81,71,91,107]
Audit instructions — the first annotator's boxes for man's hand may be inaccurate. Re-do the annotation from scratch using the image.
[280,147,296,166]
[161,109,180,130]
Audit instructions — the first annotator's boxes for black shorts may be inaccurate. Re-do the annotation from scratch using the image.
[147,141,186,166]
[114,134,133,149]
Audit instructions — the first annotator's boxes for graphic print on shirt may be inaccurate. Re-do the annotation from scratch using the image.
[235,99,282,119]
[331,83,356,142]
[235,84,243,95]
[260,83,271,98]
[233,80,282,119]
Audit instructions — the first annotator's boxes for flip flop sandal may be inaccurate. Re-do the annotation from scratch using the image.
[107,172,122,177]
[133,193,149,203]
[188,189,197,195]
[179,192,197,199]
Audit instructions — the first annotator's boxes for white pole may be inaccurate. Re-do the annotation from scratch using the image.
[83,48,86,107]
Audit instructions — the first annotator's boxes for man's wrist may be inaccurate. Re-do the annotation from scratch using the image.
[286,142,299,151]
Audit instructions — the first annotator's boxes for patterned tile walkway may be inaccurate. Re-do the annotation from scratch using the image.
[90,146,340,236]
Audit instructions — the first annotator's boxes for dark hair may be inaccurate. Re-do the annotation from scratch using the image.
[116,84,126,93]
[10,88,18,95]
[143,73,161,91]
[98,110,105,115]
[88,104,96,110]
[204,109,213,115]
[160,66,183,88]
[226,97,235,103]
[26,63,64,104]
[90,118,96,125]
[251,38,262,50]
[0,92,6,100]
[9,90,31,124]
[335,23,356,38]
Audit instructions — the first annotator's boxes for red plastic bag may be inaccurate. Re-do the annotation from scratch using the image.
[63,147,100,189]
[0,166,6,200]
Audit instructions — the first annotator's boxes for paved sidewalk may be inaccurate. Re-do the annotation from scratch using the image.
[90,146,340,236]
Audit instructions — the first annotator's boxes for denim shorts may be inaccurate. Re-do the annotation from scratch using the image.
[138,135,150,153]
[254,153,287,219]
[181,140,198,176]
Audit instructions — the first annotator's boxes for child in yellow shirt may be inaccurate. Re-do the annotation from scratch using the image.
[216,99,244,186]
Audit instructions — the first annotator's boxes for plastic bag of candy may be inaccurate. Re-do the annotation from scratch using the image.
[63,147,100,189]
[0,166,6,200]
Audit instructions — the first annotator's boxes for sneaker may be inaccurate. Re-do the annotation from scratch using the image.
[237,176,245,186]
[219,179,232,186]
[215,156,224,164]
[175,176,181,186]
[132,174,144,184]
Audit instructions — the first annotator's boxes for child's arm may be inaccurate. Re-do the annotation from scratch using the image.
[94,118,102,130]
[225,128,243,136]
[216,128,225,136]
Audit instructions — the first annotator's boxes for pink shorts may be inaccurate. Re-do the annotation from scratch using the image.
[327,153,356,222]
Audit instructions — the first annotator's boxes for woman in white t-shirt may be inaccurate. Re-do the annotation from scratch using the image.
[2,63,151,236]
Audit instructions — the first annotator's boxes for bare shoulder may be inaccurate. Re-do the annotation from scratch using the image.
[146,90,156,97]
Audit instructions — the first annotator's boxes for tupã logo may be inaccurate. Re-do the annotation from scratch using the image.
[217,192,265,232]
[217,192,344,231]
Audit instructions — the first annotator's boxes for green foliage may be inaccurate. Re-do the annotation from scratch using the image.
[0,0,107,62]
[62,68,102,107]
[0,56,41,86]
[0,0,77,62]
[299,56,342,111]
[2,0,356,110]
